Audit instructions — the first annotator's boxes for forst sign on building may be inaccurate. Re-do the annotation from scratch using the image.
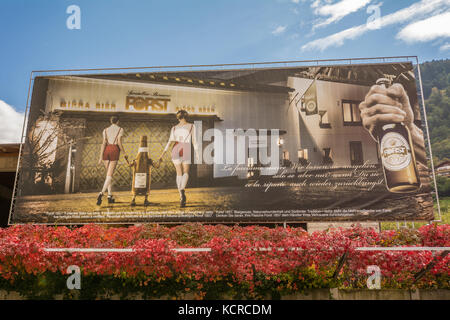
[9,60,436,224]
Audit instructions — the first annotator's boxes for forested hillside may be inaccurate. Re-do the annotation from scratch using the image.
[420,59,450,163]
[420,59,450,197]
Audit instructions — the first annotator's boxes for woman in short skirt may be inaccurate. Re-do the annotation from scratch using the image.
[159,110,199,207]
[97,116,125,205]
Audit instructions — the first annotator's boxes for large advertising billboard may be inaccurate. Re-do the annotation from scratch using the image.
[9,60,436,224]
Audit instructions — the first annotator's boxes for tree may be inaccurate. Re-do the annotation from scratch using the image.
[19,111,85,195]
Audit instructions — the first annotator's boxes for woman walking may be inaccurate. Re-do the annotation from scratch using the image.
[159,110,199,207]
[97,116,125,205]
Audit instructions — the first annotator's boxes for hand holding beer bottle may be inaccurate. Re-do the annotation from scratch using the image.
[359,79,426,193]
[359,81,427,166]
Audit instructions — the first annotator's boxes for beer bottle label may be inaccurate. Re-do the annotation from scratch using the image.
[134,173,147,188]
[380,132,411,171]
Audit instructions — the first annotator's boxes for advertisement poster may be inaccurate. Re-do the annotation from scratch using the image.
[9,62,435,224]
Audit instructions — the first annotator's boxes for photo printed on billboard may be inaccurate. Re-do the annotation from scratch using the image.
[9,61,435,224]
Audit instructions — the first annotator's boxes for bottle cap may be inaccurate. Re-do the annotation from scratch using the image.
[376,78,391,87]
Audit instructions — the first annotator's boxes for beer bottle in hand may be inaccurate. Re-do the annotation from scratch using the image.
[132,135,151,195]
[376,78,421,193]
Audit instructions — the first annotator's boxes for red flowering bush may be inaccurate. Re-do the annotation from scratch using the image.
[0,223,448,299]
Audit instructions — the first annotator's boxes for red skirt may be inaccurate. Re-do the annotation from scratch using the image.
[103,145,120,161]
[171,142,191,162]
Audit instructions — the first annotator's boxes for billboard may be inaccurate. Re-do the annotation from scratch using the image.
[9,60,436,224]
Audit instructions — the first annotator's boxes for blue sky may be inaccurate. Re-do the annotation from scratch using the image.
[0,0,449,142]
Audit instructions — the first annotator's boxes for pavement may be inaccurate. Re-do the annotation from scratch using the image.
[10,179,434,223]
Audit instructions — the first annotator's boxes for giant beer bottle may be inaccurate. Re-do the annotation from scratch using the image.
[132,135,151,195]
[376,78,420,193]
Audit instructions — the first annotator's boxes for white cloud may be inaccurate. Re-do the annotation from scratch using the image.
[272,25,287,35]
[0,100,24,144]
[396,12,450,43]
[440,42,450,51]
[302,0,450,51]
[311,0,334,8]
[313,0,373,29]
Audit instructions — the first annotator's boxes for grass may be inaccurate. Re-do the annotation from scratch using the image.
[381,196,450,230]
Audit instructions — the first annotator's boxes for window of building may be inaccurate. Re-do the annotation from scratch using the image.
[322,148,333,165]
[282,150,291,167]
[349,141,363,165]
[297,148,308,160]
[342,100,362,126]
[319,110,331,128]
[0,156,18,171]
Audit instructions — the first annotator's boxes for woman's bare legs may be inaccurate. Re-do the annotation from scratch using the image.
[174,162,183,176]
[106,161,118,196]
[100,160,110,195]
[107,160,118,177]
[101,160,117,195]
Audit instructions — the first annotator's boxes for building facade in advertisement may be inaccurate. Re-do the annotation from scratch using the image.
[9,61,435,224]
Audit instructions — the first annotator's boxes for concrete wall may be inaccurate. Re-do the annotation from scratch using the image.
[1,289,448,300]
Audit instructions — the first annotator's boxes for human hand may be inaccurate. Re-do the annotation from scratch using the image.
[360,82,426,165]
[359,83,414,141]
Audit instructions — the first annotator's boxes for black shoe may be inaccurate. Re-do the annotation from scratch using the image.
[180,190,186,208]
[96,193,103,206]
[107,196,115,204]
[130,199,136,207]
[144,199,150,206]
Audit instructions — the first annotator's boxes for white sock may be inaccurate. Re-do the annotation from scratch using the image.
[102,176,112,194]
[176,175,182,194]
[180,173,189,190]
[107,178,113,196]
